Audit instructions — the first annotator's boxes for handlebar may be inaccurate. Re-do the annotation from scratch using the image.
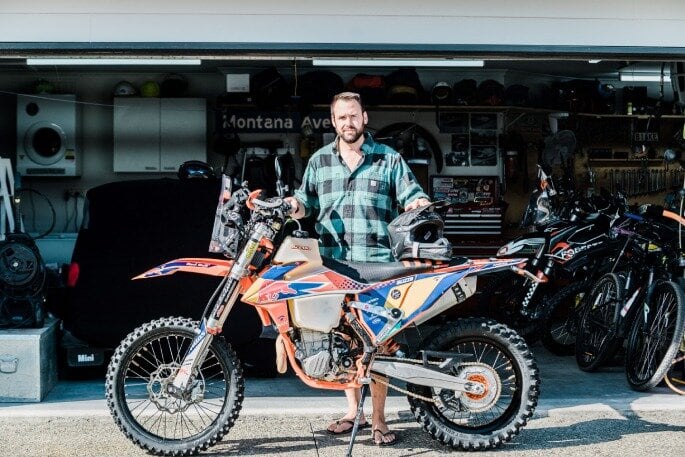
[245,189,293,215]
[626,205,685,227]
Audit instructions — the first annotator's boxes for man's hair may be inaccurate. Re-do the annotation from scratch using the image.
[330,91,365,114]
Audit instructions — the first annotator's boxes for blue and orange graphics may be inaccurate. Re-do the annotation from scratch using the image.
[242,263,367,304]
[133,258,233,279]
[357,258,525,342]
[356,270,468,341]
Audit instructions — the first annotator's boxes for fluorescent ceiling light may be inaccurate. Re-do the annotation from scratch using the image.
[312,58,484,68]
[26,58,202,66]
[619,73,670,82]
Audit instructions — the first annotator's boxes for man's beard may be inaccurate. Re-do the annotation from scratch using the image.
[339,128,363,144]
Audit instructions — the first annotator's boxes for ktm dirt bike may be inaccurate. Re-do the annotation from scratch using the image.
[106,170,540,456]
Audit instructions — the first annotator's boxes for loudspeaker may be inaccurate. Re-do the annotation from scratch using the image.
[16,94,81,177]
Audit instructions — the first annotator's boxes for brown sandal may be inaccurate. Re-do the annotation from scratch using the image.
[326,419,370,435]
[373,429,399,446]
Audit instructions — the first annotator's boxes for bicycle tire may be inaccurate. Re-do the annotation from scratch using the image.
[540,281,591,356]
[575,273,625,372]
[625,280,685,391]
[664,353,685,395]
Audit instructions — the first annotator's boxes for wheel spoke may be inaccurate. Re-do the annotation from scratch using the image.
[118,326,231,441]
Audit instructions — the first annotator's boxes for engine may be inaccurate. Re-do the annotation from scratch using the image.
[293,328,355,381]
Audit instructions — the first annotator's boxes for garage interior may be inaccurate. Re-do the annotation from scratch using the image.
[0,48,684,383]
[0,54,682,246]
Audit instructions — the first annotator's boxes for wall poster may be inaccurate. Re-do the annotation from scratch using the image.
[438,112,501,167]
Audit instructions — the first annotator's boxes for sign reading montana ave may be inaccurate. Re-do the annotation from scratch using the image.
[221,110,332,133]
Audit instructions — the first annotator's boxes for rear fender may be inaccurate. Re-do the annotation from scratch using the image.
[132,258,233,280]
[496,236,545,257]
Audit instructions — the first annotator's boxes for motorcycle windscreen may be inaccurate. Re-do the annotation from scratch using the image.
[208,174,233,254]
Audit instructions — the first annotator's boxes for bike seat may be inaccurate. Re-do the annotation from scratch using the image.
[321,256,470,284]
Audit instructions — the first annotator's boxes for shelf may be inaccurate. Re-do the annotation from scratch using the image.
[219,103,562,114]
[575,113,685,120]
[588,159,666,166]
[363,105,561,114]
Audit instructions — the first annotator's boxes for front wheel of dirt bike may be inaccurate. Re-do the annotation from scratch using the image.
[106,317,245,456]
[407,318,539,450]
[540,281,591,356]
[476,272,541,344]
[625,280,685,392]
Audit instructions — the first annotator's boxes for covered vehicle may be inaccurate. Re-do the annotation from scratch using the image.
[56,177,275,376]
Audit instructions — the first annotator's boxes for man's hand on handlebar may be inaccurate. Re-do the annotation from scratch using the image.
[284,197,304,219]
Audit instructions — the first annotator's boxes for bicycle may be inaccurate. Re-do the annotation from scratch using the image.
[575,206,685,392]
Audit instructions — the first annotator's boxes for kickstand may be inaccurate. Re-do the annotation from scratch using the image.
[345,383,369,457]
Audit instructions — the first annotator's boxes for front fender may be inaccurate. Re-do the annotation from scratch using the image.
[132,257,233,280]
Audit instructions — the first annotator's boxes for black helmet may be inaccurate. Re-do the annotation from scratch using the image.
[178,160,215,180]
[388,204,452,261]
[430,81,453,104]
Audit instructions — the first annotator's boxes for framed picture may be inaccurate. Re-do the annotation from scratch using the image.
[437,112,469,133]
[470,113,498,130]
[445,134,470,166]
[470,146,498,166]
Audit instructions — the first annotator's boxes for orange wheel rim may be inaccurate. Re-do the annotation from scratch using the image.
[465,373,489,401]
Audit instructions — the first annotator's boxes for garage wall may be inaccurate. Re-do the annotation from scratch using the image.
[0,70,225,239]
[0,65,513,238]
[2,1,685,49]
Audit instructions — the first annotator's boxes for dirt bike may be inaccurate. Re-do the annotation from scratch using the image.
[484,192,628,354]
[105,163,540,456]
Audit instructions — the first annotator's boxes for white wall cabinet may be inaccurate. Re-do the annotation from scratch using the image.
[113,97,206,172]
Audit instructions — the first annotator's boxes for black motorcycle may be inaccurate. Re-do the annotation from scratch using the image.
[481,194,629,355]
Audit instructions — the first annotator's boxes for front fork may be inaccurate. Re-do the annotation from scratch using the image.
[169,224,271,395]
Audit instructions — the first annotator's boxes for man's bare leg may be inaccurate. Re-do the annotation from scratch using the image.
[370,380,396,444]
[326,388,368,433]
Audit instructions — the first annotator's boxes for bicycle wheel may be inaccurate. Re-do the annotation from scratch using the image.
[575,273,624,372]
[540,281,590,356]
[664,352,685,395]
[625,280,685,391]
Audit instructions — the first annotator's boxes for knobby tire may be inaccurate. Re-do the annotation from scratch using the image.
[105,317,244,456]
[407,318,539,450]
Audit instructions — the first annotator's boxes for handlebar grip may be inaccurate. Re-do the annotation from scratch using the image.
[644,205,665,219]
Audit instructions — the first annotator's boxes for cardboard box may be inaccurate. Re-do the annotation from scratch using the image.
[0,318,58,402]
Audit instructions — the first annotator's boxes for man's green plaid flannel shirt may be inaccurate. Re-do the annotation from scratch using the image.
[293,133,428,262]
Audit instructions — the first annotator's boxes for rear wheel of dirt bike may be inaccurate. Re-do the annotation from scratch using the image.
[106,317,244,456]
[575,273,625,372]
[625,280,685,391]
[540,281,590,356]
[407,318,539,450]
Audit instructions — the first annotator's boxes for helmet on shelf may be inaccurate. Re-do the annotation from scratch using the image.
[113,81,137,96]
[430,81,453,104]
[140,80,160,97]
[388,204,452,261]
[177,160,215,180]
